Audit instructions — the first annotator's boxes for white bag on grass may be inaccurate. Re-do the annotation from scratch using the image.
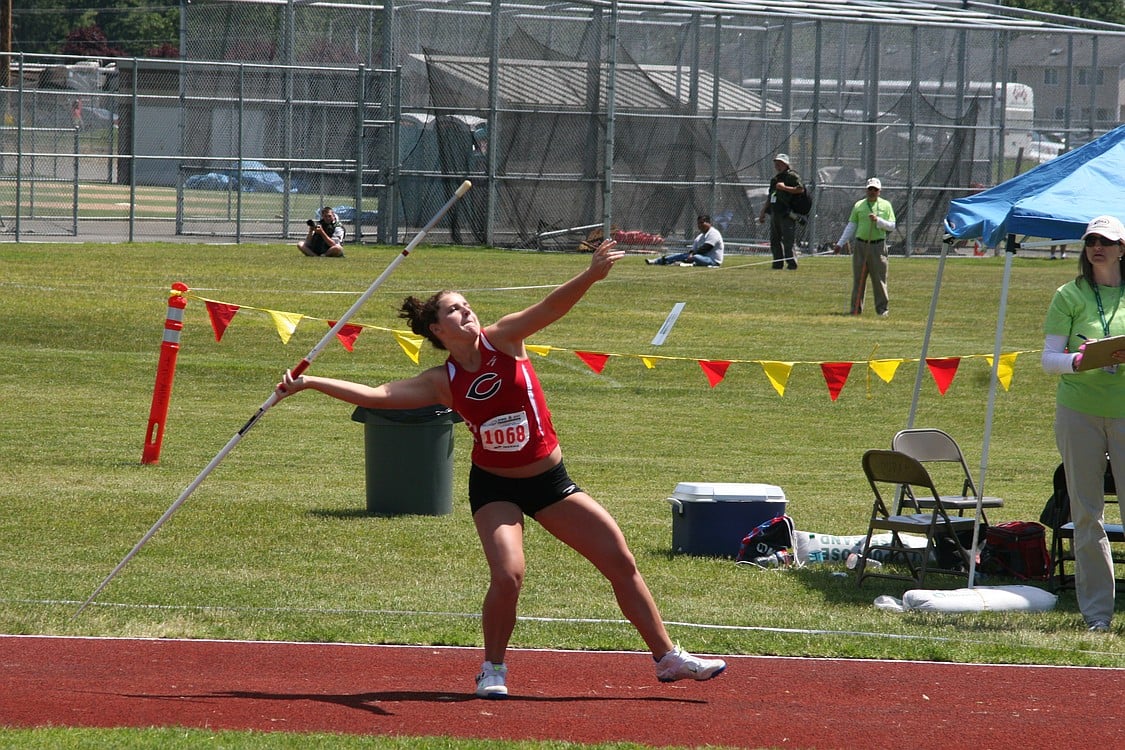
[874,585,1057,613]
[794,531,930,564]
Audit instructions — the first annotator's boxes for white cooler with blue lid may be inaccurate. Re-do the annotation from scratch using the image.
[667,482,787,557]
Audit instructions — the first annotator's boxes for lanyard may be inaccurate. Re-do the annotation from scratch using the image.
[1092,284,1121,337]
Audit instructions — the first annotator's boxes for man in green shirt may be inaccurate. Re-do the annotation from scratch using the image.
[832,177,897,316]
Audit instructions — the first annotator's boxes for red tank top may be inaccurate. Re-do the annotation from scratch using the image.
[446,334,559,469]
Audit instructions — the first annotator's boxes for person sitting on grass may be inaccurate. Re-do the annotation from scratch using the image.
[298,206,345,258]
[646,215,724,267]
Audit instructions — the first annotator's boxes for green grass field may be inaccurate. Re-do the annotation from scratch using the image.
[2,241,1123,748]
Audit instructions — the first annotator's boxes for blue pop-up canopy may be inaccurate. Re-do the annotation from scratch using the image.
[928,126,1125,587]
[945,124,1125,247]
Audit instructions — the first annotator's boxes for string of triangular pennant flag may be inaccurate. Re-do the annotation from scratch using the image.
[547,346,1027,400]
[184,290,427,364]
[175,289,1034,399]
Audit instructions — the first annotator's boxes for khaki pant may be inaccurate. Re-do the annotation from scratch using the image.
[850,239,888,315]
[1055,403,1125,625]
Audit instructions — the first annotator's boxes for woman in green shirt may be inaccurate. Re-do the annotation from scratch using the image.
[1042,214,1125,632]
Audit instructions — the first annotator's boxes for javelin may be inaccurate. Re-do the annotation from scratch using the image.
[74,180,473,617]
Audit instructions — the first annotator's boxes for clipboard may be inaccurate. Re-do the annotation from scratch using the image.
[1075,335,1125,371]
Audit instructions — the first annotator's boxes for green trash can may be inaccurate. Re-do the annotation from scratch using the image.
[350,405,461,516]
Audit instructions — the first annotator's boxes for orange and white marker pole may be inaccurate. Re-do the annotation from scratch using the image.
[142,282,189,465]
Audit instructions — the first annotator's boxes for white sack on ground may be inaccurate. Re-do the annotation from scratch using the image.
[874,585,1057,613]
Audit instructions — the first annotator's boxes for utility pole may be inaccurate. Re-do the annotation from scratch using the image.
[1,0,12,131]
[0,0,11,87]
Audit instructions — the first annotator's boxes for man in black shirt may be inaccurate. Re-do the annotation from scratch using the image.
[757,153,805,270]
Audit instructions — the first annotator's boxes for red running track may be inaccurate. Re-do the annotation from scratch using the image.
[2,635,1124,748]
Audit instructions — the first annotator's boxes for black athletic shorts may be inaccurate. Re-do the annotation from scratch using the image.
[468,461,583,517]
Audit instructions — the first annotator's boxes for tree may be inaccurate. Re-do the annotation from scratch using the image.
[59,24,125,60]
[11,0,93,55]
[146,42,179,59]
[98,1,179,58]
[11,1,179,56]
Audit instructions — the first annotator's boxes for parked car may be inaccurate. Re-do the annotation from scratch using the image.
[185,160,298,193]
[218,160,291,192]
[1012,130,1064,163]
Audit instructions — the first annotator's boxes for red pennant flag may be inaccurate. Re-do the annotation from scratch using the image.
[820,362,854,401]
[204,301,240,342]
[926,357,962,395]
[328,320,364,352]
[575,351,611,374]
[698,360,731,388]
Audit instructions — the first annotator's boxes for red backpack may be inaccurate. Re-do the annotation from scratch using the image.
[977,521,1051,580]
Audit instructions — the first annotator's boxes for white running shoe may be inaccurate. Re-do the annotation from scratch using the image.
[655,646,727,682]
[475,661,508,698]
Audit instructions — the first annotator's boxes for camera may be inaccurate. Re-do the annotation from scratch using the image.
[307,219,316,227]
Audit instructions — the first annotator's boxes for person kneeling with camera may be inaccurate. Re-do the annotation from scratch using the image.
[298,206,346,257]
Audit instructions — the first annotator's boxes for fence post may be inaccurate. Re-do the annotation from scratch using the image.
[71,126,79,236]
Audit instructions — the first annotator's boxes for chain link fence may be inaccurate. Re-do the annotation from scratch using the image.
[382,1,1114,255]
[2,1,1121,253]
[0,51,395,243]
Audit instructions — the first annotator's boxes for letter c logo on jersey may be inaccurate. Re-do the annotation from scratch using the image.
[466,372,502,401]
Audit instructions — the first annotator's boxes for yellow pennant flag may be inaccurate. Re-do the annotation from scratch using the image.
[868,358,904,384]
[985,352,1019,391]
[268,311,305,344]
[640,356,658,369]
[526,344,553,357]
[394,331,424,364]
[760,361,794,397]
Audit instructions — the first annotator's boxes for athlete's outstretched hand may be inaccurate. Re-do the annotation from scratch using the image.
[588,239,625,280]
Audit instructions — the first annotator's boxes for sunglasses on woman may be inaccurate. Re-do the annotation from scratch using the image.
[1084,235,1120,247]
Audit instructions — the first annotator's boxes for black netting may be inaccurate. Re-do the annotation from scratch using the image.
[417,26,756,248]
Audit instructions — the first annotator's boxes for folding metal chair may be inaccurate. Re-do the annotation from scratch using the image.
[1046,461,1125,592]
[891,428,1003,525]
[856,449,979,588]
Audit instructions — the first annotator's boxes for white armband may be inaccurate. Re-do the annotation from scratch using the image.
[837,222,857,247]
[1041,333,1079,375]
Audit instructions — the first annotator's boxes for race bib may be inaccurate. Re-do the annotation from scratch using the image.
[479,411,530,452]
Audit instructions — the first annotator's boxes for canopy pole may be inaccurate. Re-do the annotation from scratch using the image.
[968,232,1018,587]
[906,241,950,428]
